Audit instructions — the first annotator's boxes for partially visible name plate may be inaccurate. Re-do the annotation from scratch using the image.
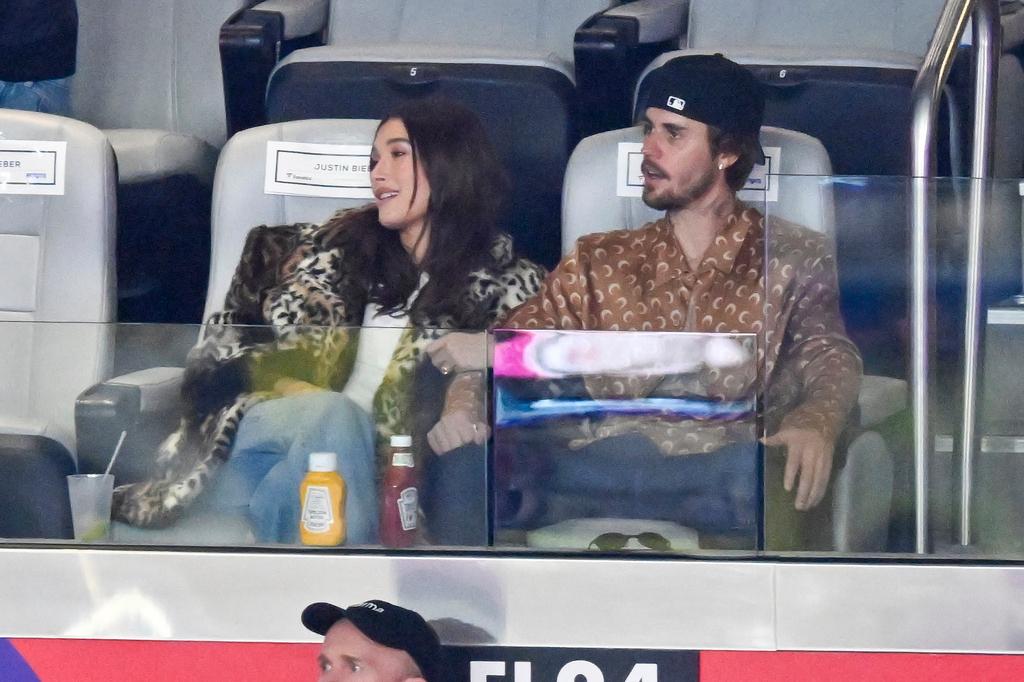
[264,141,373,199]
[0,141,66,196]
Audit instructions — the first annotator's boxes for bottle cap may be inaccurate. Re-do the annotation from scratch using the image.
[308,451,337,472]
[390,435,412,448]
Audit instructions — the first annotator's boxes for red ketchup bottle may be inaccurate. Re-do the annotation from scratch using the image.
[380,435,419,547]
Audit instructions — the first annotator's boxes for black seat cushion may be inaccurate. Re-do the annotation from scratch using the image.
[0,434,75,539]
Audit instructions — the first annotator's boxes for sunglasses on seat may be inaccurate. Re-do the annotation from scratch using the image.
[588,532,673,551]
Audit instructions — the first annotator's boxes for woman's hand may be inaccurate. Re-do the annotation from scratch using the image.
[427,409,489,455]
[273,377,324,397]
[426,332,488,375]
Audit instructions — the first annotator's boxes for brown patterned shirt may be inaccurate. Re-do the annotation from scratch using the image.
[502,206,862,455]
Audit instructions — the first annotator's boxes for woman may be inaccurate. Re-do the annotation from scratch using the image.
[112,98,545,544]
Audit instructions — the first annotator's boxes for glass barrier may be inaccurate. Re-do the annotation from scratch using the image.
[492,329,759,553]
[762,174,1023,558]
[0,322,489,550]
[2,176,1023,562]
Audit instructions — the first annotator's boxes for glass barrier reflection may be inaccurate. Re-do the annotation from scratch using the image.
[762,174,1023,558]
[0,322,488,550]
[492,329,760,552]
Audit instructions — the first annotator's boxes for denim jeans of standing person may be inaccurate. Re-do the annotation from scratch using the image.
[199,391,379,544]
[0,77,72,115]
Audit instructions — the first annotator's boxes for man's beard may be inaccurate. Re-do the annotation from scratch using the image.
[642,164,718,211]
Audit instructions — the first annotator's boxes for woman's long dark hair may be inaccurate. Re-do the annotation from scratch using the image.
[321,97,509,327]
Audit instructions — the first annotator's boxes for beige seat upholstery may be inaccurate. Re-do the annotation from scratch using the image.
[0,110,116,456]
[559,125,897,551]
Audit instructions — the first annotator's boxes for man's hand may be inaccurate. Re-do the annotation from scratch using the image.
[762,427,834,511]
[426,332,487,375]
[273,377,324,397]
[427,409,489,455]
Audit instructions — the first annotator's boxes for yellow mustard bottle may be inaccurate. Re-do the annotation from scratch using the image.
[300,451,346,546]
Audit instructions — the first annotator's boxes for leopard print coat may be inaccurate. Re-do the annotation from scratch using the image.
[112,207,544,528]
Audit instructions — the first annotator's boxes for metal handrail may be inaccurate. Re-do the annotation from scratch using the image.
[909,0,1000,553]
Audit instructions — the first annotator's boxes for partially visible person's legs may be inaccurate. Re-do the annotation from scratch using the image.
[208,392,379,544]
[248,392,378,544]
[0,78,72,115]
[422,444,487,546]
[518,432,759,538]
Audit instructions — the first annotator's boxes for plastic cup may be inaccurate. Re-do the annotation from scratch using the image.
[67,474,114,542]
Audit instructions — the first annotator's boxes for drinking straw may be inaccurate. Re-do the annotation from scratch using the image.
[104,430,128,476]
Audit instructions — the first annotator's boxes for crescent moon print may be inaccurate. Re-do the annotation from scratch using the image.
[500,207,862,456]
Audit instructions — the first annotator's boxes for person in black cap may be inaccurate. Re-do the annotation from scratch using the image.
[503,54,861,548]
[302,599,444,682]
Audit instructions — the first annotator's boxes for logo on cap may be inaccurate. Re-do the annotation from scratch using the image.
[666,96,686,111]
[353,601,385,613]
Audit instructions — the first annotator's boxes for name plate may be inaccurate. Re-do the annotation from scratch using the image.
[616,142,782,202]
[0,141,67,196]
[264,141,374,199]
[737,145,781,203]
[615,142,645,198]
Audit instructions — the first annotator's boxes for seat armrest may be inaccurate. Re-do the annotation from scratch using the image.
[574,0,689,136]
[251,0,329,41]
[604,0,689,45]
[75,367,185,483]
[858,375,908,429]
[832,431,894,552]
[220,1,328,137]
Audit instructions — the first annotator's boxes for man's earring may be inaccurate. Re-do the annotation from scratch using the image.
[718,162,725,170]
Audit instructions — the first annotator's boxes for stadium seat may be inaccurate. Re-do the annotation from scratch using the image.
[638,0,958,177]
[72,0,250,322]
[636,40,932,377]
[544,124,900,551]
[0,110,117,538]
[76,119,378,544]
[221,0,689,269]
[629,0,1023,378]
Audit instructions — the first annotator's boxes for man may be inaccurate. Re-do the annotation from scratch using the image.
[503,54,862,545]
[0,0,78,115]
[302,599,444,682]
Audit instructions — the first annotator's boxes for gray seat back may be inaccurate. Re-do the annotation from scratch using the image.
[207,119,380,318]
[686,0,944,60]
[326,0,614,65]
[73,0,248,148]
[0,110,117,452]
[561,125,835,253]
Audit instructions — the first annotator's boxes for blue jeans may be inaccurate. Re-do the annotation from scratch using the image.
[201,392,379,544]
[0,78,72,115]
[507,432,761,538]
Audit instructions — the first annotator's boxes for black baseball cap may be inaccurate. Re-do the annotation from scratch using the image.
[640,53,765,161]
[302,599,443,681]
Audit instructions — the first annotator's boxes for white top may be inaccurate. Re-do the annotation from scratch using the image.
[341,275,427,413]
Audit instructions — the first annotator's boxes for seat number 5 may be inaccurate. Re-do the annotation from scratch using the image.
[409,66,418,77]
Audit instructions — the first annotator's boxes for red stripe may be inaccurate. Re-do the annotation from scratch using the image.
[10,641,1024,681]
[701,651,1024,681]
[11,639,318,681]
